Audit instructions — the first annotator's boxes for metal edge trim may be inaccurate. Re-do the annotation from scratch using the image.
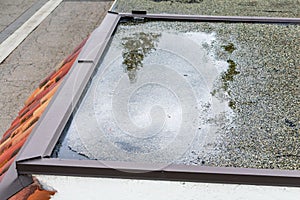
[17,159,300,187]
[119,13,300,23]
[0,162,33,200]
[16,12,120,162]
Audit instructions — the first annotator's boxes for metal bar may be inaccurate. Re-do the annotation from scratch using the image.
[17,12,120,161]
[119,13,300,24]
[78,12,120,63]
[0,162,33,200]
[17,158,300,187]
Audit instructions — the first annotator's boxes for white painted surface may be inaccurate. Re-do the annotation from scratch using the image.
[0,0,63,63]
[36,175,300,200]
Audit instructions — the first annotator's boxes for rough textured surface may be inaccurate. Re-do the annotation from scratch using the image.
[0,38,86,182]
[0,0,38,32]
[0,1,113,136]
[169,22,300,170]
[9,177,56,200]
[113,0,300,18]
[55,19,299,170]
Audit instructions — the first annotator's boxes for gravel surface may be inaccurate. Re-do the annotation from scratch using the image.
[113,0,300,18]
[176,22,300,170]
[111,0,300,170]
[56,19,299,170]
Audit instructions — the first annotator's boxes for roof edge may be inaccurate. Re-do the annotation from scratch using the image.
[0,162,33,200]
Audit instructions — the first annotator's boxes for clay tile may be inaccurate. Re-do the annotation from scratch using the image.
[19,100,41,118]
[41,78,56,91]
[0,139,11,156]
[27,189,56,200]
[0,137,27,171]
[62,37,88,65]
[49,61,72,81]
[9,178,39,200]
[0,155,16,176]
[40,83,61,104]
[1,125,18,143]
[18,105,40,125]
[9,177,56,200]
[39,70,57,89]
[24,87,43,107]
[21,116,39,132]
[33,83,58,104]
[33,100,51,118]
[11,122,36,147]
[54,60,65,71]
[10,117,21,128]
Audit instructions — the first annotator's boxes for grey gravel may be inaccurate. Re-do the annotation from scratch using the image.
[113,0,300,18]
[199,22,300,170]
[56,19,299,170]
[110,0,299,169]
[170,22,300,170]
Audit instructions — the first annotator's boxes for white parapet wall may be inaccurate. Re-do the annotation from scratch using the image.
[36,175,300,200]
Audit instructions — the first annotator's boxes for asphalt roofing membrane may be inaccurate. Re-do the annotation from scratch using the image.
[52,19,300,170]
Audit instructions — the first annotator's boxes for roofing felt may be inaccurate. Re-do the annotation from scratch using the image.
[0,37,88,199]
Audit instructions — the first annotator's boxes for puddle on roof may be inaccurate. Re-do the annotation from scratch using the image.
[52,20,300,170]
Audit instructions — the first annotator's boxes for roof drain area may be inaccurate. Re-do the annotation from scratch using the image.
[52,20,231,165]
[52,20,299,170]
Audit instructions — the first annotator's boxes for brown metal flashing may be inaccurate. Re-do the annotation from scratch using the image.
[15,11,300,192]
[78,13,120,63]
[16,62,94,161]
[0,162,33,200]
[17,13,120,162]
[119,13,300,24]
[17,159,300,187]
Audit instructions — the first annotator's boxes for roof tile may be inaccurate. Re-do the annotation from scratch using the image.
[9,177,56,200]
[0,37,88,199]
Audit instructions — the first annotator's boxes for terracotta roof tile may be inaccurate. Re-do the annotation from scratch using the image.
[9,177,56,200]
[0,37,88,199]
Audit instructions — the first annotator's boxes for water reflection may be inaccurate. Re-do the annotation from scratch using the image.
[122,32,161,83]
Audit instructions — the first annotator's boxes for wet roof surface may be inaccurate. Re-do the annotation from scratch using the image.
[53,20,300,170]
[0,1,299,198]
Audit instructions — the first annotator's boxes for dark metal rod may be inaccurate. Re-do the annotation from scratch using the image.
[119,12,300,24]
[17,159,300,187]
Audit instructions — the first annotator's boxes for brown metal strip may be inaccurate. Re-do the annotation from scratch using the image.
[0,162,33,200]
[78,12,120,63]
[17,12,120,162]
[119,13,300,24]
[17,159,300,187]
